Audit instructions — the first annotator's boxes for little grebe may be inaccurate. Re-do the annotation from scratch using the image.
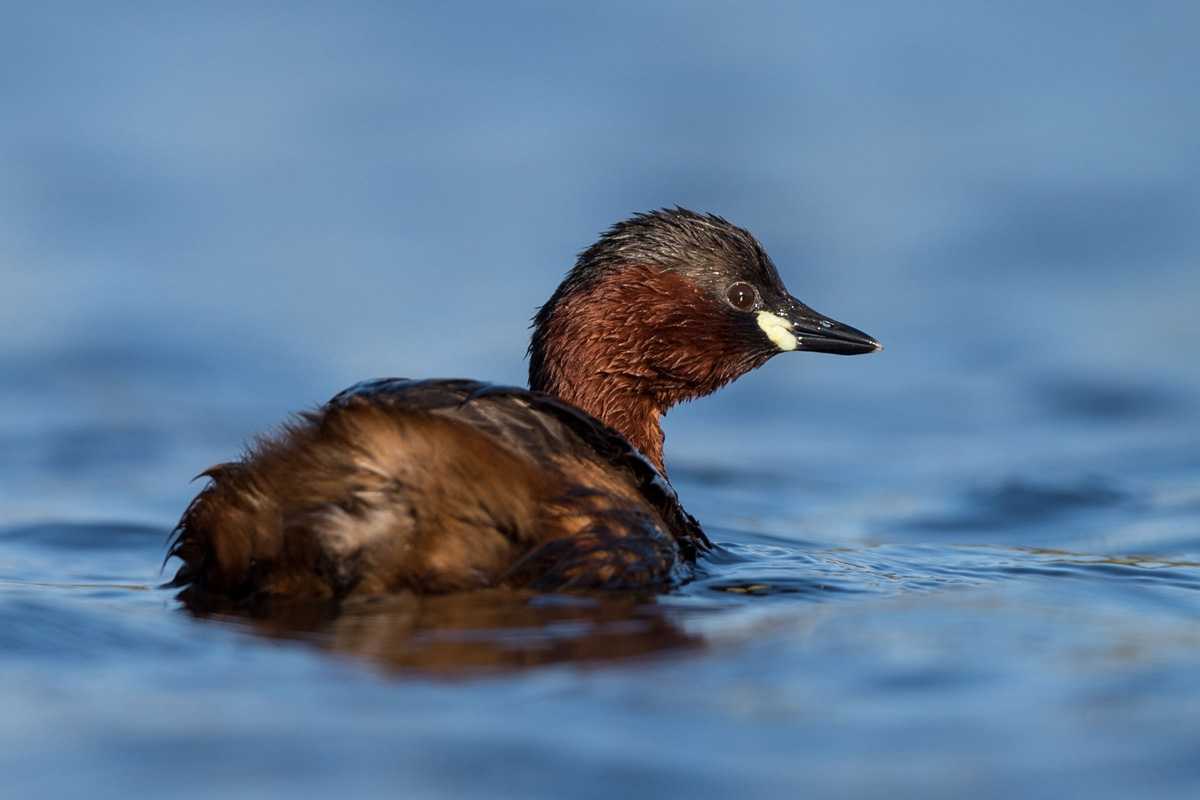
[168,208,880,599]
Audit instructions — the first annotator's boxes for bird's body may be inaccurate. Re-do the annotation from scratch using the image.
[169,209,879,600]
[171,379,704,598]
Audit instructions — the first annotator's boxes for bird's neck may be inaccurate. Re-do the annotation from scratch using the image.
[548,370,669,475]
[529,264,742,477]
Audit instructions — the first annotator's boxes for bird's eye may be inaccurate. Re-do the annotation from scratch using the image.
[726,282,756,310]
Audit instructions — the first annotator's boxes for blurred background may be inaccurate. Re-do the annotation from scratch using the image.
[3,0,1196,526]
[2,2,1199,798]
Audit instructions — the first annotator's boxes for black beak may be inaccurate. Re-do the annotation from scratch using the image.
[784,297,882,356]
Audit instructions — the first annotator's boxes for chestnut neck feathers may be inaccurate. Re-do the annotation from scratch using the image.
[528,209,788,475]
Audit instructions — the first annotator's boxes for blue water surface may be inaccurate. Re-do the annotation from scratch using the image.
[2,2,1200,798]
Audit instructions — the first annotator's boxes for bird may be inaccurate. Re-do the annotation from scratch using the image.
[167,208,880,601]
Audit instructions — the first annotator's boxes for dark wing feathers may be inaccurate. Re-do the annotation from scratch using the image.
[332,378,709,558]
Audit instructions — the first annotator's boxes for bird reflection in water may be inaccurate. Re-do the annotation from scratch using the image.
[177,588,699,674]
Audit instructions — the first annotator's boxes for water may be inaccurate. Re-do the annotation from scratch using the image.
[3,2,1200,797]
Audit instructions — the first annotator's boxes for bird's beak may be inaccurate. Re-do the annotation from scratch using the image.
[756,297,882,355]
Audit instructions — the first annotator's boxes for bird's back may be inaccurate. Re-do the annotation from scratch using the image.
[168,379,707,600]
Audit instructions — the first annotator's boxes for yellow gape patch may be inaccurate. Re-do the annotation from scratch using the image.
[756,311,798,351]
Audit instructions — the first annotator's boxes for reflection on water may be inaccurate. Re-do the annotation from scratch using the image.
[6,509,1200,798]
[146,534,1200,678]
[179,588,699,674]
